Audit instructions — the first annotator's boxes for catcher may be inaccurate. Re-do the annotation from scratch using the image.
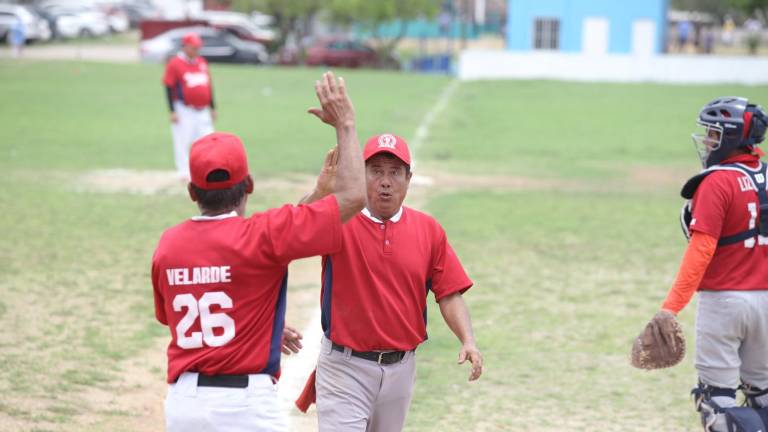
[632,97,768,432]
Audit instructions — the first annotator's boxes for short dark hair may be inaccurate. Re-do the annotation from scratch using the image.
[191,169,248,213]
[366,153,411,175]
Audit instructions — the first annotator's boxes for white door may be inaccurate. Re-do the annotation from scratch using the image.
[632,19,656,57]
[582,17,609,55]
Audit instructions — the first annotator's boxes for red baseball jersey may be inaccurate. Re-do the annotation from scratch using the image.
[320,207,473,352]
[690,153,768,290]
[162,54,212,108]
[152,195,341,383]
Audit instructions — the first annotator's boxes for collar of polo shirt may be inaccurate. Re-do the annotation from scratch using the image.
[191,211,238,221]
[361,207,403,224]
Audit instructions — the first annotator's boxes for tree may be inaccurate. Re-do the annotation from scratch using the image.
[229,0,325,49]
[730,0,768,20]
[327,0,441,67]
[671,0,734,18]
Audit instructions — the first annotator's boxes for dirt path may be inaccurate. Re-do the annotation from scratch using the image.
[0,45,139,63]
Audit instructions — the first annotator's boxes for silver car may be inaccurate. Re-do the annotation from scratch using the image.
[140,26,268,64]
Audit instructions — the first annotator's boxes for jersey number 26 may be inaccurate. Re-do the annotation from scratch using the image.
[173,292,235,349]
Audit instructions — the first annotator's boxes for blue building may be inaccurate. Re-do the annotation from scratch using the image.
[507,0,668,55]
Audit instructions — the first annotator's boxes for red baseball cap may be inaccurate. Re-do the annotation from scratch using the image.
[363,133,411,166]
[182,32,203,48]
[189,132,249,190]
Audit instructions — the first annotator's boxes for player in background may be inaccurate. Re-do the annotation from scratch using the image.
[152,72,365,432]
[162,32,215,180]
[658,97,768,431]
[295,134,482,432]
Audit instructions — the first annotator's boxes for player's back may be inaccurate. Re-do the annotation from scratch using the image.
[152,213,288,383]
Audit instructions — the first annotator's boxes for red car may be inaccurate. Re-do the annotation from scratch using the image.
[297,37,398,69]
[306,38,375,67]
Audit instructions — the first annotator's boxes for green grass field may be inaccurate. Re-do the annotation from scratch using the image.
[2,60,768,431]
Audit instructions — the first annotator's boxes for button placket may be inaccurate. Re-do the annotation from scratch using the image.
[383,221,393,254]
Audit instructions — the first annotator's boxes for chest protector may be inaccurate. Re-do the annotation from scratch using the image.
[680,162,768,246]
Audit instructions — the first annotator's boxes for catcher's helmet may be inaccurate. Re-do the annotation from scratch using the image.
[693,96,768,168]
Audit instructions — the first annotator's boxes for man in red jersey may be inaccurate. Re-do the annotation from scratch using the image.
[163,32,216,180]
[152,72,365,432]
[647,97,768,431]
[296,133,482,431]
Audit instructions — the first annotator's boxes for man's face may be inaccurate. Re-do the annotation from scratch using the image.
[365,154,411,220]
[705,128,722,151]
[183,44,199,58]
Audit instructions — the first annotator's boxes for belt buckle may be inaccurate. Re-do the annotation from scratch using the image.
[377,352,385,365]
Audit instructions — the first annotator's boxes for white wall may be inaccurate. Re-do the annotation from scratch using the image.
[458,50,768,85]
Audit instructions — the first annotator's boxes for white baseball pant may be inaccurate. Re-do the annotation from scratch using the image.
[165,372,288,432]
[171,101,214,180]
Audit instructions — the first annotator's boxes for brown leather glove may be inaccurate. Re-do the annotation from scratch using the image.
[630,310,686,370]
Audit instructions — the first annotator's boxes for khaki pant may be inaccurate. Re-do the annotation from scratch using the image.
[316,337,416,432]
[696,290,768,389]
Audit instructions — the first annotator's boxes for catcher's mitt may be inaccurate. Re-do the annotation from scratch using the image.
[630,310,686,370]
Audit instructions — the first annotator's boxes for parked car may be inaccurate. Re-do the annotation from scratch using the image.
[194,10,275,45]
[0,4,52,43]
[298,37,399,69]
[120,1,161,28]
[40,5,110,38]
[140,26,268,64]
[99,4,129,33]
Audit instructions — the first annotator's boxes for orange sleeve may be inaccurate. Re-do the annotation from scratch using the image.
[660,231,718,314]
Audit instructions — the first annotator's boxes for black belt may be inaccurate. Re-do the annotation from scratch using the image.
[331,342,407,365]
[197,374,249,388]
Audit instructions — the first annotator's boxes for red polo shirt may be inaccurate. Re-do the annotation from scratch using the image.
[152,195,341,383]
[320,206,473,352]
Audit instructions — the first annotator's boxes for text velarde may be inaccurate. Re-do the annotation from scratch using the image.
[166,266,232,286]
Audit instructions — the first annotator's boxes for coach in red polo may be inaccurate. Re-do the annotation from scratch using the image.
[297,133,483,432]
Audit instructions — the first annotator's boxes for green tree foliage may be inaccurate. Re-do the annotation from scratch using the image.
[221,0,441,66]
[327,0,441,66]
[730,0,768,18]
[229,0,324,48]
[671,0,734,17]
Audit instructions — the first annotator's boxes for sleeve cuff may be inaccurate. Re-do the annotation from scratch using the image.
[434,281,473,302]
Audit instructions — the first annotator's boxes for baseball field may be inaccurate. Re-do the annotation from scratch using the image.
[2,60,768,431]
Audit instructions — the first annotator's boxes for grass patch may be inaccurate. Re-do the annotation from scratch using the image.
[406,189,698,431]
[420,80,768,178]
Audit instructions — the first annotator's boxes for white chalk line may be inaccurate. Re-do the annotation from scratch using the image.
[277,79,461,429]
[410,79,461,173]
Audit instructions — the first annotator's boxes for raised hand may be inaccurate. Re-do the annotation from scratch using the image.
[316,146,339,197]
[307,71,355,128]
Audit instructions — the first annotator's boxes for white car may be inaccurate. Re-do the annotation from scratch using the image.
[39,0,128,34]
[45,6,110,38]
[0,4,52,42]
[193,10,275,44]
[101,5,129,33]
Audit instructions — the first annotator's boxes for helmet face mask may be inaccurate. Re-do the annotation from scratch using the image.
[691,97,768,168]
[692,121,724,168]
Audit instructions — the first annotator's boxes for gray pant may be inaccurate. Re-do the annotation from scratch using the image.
[696,290,768,389]
[316,336,416,432]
